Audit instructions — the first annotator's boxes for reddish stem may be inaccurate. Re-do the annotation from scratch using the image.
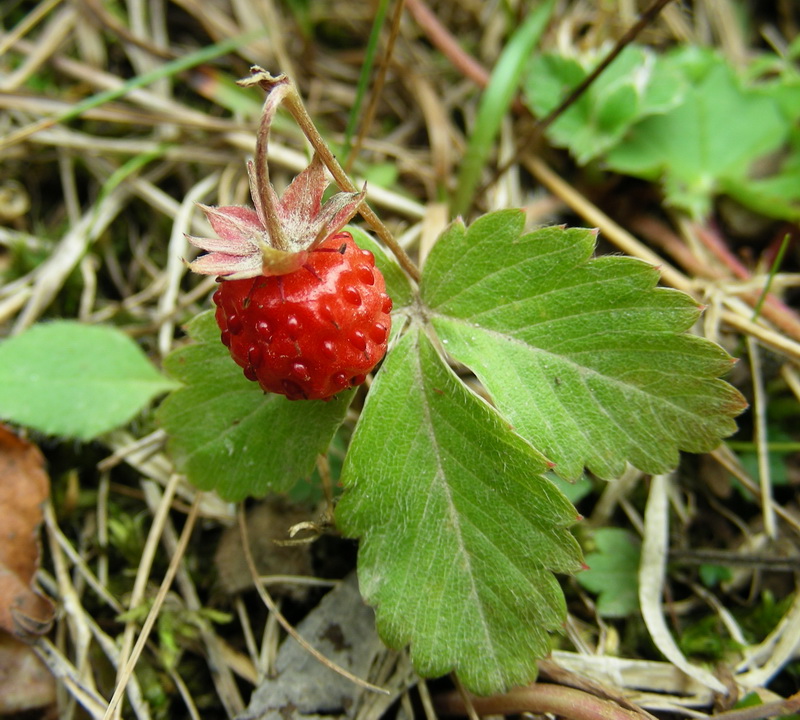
[630,215,727,281]
[404,0,489,88]
[694,221,800,342]
[436,683,647,720]
[254,78,292,252]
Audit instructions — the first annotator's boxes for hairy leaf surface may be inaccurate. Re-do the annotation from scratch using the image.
[336,328,583,694]
[158,312,352,500]
[422,211,746,480]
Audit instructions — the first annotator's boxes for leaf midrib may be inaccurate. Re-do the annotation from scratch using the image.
[434,317,725,430]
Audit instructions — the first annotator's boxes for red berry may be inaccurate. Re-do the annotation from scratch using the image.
[213,232,392,401]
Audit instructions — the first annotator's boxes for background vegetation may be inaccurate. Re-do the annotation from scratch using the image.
[1,0,799,718]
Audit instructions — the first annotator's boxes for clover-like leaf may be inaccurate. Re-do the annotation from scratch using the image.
[0,322,177,441]
[604,50,787,219]
[524,45,686,164]
[157,311,352,500]
[336,328,583,695]
[422,210,746,481]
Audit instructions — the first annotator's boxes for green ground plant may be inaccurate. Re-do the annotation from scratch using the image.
[1,0,798,714]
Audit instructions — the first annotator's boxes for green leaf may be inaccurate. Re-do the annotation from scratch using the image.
[421,210,746,480]
[720,139,800,222]
[577,529,641,618]
[605,52,788,218]
[546,472,593,505]
[0,321,177,441]
[524,46,686,164]
[157,312,352,501]
[451,0,555,216]
[336,328,583,695]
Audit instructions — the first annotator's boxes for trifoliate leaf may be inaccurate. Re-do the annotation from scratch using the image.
[0,321,177,441]
[577,528,641,618]
[336,328,583,695]
[605,51,787,219]
[422,210,746,481]
[157,311,352,500]
[524,46,686,164]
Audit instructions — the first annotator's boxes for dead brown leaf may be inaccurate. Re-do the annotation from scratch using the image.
[0,424,55,639]
[0,633,56,715]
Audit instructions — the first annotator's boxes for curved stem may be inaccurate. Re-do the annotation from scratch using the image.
[254,78,291,251]
[282,81,421,283]
[436,683,648,720]
[243,68,421,282]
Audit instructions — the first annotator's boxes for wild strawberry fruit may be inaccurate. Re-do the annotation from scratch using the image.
[186,73,392,400]
[212,232,392,400]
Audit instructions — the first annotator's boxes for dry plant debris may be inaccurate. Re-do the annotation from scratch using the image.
[0,424,56,716]
[1,0,800,718]
[0,423,54,639]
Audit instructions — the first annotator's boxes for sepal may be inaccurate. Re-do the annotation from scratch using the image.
[185,75,365,280]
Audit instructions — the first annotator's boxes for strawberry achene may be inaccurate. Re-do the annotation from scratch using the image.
[213,232,392,401]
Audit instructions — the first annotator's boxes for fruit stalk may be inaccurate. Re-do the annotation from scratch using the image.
[240,67,421,283]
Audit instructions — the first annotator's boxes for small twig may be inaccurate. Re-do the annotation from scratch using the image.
[747,336,777,539]
[711,448,800,537]
[669,549,799,572]
[417,677,438,720]
[404,0,488,89]
[43,501,124,614]
[115,474,182,695]
[102,494,203,720]
[157,172,219,357]
[167,670,202,720]
[34,638,109,720]
[138,481,245,715]
[0,0,64,57]
[539,0,677,133]
[407,0,675,210]
[720,308,800,362]
[694,222,800,343]
[506,0,676,187]
[711,691,800,720]
[97,474,110,588]
[436,682,649,720]
[345,0,406,173]
[0,31,262,150]
[630,215,727,281]
[237,504,390,695]
[538,658,659,720]
[451,672,480,720]
[81,0,175,60]
[12,187,130,333]
[0,5,77,92]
